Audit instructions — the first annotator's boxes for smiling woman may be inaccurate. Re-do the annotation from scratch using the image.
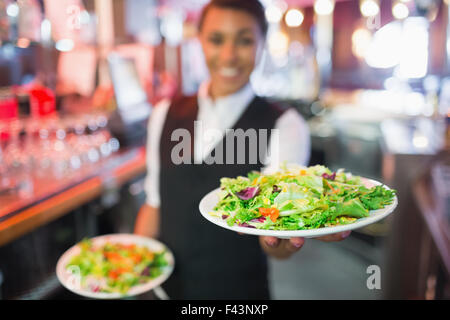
[197,0,267,99]
[134,0,319,300]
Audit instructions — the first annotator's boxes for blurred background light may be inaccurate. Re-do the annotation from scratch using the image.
[268,30,289,59]
[55,39,75,52]
[40,19,52,44]
[395,17,429,79]
[412,131,429,149]
[384,76,401,91]
[314,0,335,15]
[316,47,332,67]
[16,38,30,48]
[285,8,304,27]
[392,2,409,19]
[405,92,426,116]
[365,21,402,68]
[265,4,283,23]
[360,0,380,17]
[351,28,372,59]
[160,9,184,46]
[6,3,19,17]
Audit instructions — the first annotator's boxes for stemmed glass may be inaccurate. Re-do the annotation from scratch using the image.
[1,118,33,197]
[0,110,121,198]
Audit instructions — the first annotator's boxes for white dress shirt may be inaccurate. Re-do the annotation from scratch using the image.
[144,81,311,207]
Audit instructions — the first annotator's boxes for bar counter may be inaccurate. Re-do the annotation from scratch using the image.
[413,153,450,299]
[0,146,146,247]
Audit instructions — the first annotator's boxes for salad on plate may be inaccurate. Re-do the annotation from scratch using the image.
[210,164,396,231]
[65,238,169,294]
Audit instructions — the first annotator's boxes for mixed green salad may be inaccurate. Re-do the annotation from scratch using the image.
[66,238,168,294]
[211,164,396,231]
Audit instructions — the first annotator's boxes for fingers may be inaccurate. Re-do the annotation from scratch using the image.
[262,236,281,248]
[262,236,304,252]
[286,237,305,252]
[254,231,351,246]
[314,231,352,242]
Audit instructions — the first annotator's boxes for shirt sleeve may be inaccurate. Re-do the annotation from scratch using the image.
[263,108,311,173]
[144,99,171,208]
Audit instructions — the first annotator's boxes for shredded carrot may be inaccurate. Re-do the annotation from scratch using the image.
[269,208,280,222]
[332,187,341,194]
[259,207,280,222]
[324,179,335,192]
[259,207,272,216]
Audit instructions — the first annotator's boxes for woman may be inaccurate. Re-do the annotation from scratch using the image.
[134,0,350,299]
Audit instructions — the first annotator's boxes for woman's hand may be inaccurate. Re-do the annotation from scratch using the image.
[259,236,305,259]
[259,231,352,259]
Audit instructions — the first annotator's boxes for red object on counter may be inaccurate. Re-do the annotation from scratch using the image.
[0,97,18,120]
[0,95,18,142]
[29,87,56,117]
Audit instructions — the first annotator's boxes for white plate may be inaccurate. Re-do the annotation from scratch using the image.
[199,178,398,239]
[56,234,174,299]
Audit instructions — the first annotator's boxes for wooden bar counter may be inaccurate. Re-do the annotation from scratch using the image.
[0,147,147,247]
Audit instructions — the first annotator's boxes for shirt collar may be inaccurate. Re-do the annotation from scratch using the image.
[197,80,255,118]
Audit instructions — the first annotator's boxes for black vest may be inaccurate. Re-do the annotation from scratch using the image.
[158,95,287,299]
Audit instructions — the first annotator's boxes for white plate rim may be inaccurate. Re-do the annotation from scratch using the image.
[199,178,398,239]
[56,233,174,299]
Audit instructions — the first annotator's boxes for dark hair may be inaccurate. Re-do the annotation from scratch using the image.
[198,0,268,37]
